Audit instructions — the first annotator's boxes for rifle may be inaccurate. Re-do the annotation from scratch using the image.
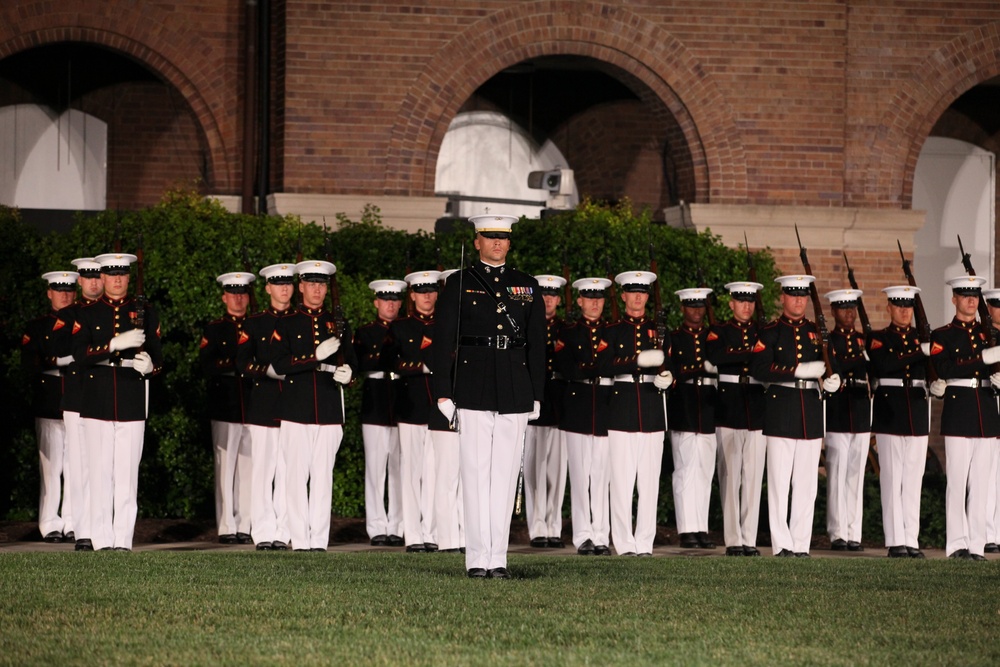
[562,249,574,322]
[794,225,834,377]
[842,253,872,339]
[605,255,620,321]
[114,212,123,253]
[404,247,415,318]
[134,232,146,338]
[957,235,996,343]
[449,242,465,432]
[324,230,347,366]
[649,242,668,350]
[744,232,766,327]
[696,268,718,327]
[897,240,938,383]
[242,245,258,313]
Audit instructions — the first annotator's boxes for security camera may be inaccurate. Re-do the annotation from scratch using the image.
[527,168,574,196]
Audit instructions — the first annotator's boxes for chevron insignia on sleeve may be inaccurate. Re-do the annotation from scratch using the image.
[554,340,565,353]
[420,336,432,349]
[199,336,209,349]
[238,331,249,345]
[72,321,81,334]
[869,338,883,350]
[53,318,66,331]
[752,340,766,353]
[271,330,282,342]
[707,331,719,341]
[596,340,608,352]
[930,342,944,355]
[22,333,30,346]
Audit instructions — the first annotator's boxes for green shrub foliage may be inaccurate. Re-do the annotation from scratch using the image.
[3,192,785,523]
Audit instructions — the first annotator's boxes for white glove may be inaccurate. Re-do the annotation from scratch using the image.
[983,346,1000,365]
[794,360,826,379]
[822,373,841,393]
[132,351,153,376]
[527,401,541,421]
[636,349,664,368]
[703,360,718,374]
[929,379,947,398]
[920,342,931,357]
[332,365,353,384]
[266,364,285,381]
[315,336,340,361]
[438,398,456,422]
[109,328,144,352]
[653,370,674,389]
[56,355,73,367]
[991,372,1000,389]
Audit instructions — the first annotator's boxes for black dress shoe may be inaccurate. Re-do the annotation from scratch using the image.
[98,547,113,551]
[547,537,565,548]
[488,567,511,579]
[271,541,288,551]
[637,552,653,558]
[793,552,810,558]
[530,537,548,548]
[424,542,439,553]
[406,544,427,553]
[887,546,909,558]
[985,542,1000,553]
[218,534,238,545]
[43,531,63,543]
[696,532,716,549]
[830,538,848,551]
[439,548,462,553]
[775,549,795,557]
[577,539,595,555]
[619,552,636,557]
[742,546,761,557]
[460,547,466,554]
[75,539,94,552]
[236,533,254,545]
[847,541,863,552]
[679,533,699,548]
[310,548,326,552]
[386,535,405,547]
[255,542,273,551]
[467,568,488,578]
[594,544,611,556]
[113,547,131,552]
[370,535,388,546]
[969,553,987,561]
[725,546,745,556]
[948,549,971,559]
[63,532,76,542]
[906,547,925,559]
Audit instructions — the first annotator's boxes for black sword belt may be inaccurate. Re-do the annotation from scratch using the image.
[460,335,527,349]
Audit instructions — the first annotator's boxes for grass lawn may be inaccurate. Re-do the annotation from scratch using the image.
[1,552,998,666]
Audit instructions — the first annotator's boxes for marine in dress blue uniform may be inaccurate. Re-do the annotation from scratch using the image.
[236,262,296,550]
[553,277,614,556]
[668,287,718,550]
[983,288,1000,554]
[750,275,842,557]
[929,275,1000,560]
[602,271,672,556]
[353,278,407,547]
[867,285,931,558]
[707,281,766,556]
[200,271,256,545]
[271,260,358,551]
[822,289,872,552]
[22,270,79,543]
[72,252,163,551]
[432,214,546,579]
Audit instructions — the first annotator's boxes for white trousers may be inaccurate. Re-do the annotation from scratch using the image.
[524,424,568,540]
[211,420,252,536]
[564,432,610,548]
[458,409,527,571]
[671,431,716,534]
[876,433,927,549]
[608,430,663,554]
[247,424,288,545]
[716,427,766,548]
[988,440,1000,543]
[35,417,69,536]
[362,424,403,539]
[825,431,870,543]
[63,411,89,540]
[278,421,342,550]
[944,436,993,557]
[398,422,436,546]
[82,418,144,550]
[767,436,822,554]
[431,429,464,550]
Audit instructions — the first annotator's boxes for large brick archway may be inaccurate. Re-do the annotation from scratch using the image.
[0,2,234,191]
[384,0,746,203]
[860,21,1000,209]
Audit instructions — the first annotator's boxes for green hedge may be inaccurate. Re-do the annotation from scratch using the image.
[6,192,853,530]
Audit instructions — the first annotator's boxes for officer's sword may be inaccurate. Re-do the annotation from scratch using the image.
[515,427,526,517]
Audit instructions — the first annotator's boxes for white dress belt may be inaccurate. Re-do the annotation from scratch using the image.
[365,371,400,380]
[682,377,717,387]
[613,374,657,383]
[97,359,135,368]
[718,373,762,386]
[574,378,615,386]
[945,378,992,389]
[769,379,819,390]
[41,369,62,377]
[876,378,926,388]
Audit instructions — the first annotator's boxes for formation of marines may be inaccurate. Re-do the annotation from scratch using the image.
[20,219,1000,565]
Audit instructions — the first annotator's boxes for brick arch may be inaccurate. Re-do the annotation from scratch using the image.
[859,22,1000,209]
[384,1,746,203]
[0,4,233,190]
